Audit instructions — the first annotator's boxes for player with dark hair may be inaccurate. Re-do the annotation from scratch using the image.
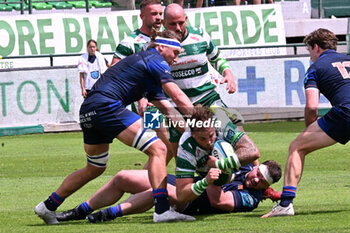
[55,106,281,223]
[263,28,350,217]
[35,29,195,224]
[175,106,264,204]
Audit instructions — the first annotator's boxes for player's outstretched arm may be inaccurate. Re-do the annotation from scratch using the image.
[152,99,187,134]
[161,82,194,116]
[233,134,260,166]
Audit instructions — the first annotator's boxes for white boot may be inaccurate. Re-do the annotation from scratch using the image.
[153,207,196,223]
[34,202,59,224]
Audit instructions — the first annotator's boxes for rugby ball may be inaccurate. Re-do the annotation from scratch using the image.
[211,140,234,186]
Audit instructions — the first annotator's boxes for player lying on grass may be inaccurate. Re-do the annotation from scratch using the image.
[57,163,281,223]
[56,106,282,222]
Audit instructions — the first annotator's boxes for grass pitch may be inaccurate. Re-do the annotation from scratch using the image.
[0,121,350,233]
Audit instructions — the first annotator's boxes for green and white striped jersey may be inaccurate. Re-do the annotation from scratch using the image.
[113,29,150,59]
[170,26,231,104]
[176,115,244,179]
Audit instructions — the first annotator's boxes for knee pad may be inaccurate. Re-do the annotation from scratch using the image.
[87,151,109,167]
[132,128,159,152]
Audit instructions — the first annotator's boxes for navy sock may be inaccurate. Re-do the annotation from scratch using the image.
[280,186,297,207]
[106,204,123,219]
[77,201,93,215]
[152,189,170,214]
[44,192,64,211]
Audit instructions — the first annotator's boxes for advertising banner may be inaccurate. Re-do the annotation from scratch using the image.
[0,4,286,68]
[0,56,331,127]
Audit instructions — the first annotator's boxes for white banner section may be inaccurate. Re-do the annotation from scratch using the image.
[0,56,331,127]
[218,57,330,108]
[0,68,83,127]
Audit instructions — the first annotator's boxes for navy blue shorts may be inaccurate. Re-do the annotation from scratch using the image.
[318,105,350,144]
[80,101,141,144]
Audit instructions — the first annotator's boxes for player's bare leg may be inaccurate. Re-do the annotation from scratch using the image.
[262,122,336,218]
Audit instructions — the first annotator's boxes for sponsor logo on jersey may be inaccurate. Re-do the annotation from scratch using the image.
[171,59,199,67]
[196,148,201,158]
[224,129,235,142]
[190,36,200,42]
[172,68,200,78]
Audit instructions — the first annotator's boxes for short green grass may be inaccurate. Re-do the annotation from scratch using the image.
[0,121,349,233]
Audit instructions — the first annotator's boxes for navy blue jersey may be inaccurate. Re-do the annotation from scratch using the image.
[83,48,174,107]
[304,50,350,108]
[222,164,263,212]
[177,164,264,215]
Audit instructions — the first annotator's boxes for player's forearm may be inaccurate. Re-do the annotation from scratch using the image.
[176,178,206,202]
[162,82,193,116]
[152,100,187,133]
[171,91,193,116]
[211,52,230,75]
[176,185,202,203]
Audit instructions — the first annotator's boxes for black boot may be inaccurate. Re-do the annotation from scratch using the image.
[56,207,87,222]
[87,209,115,223]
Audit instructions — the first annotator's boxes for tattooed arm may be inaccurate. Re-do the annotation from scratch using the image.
[233,134,260,166]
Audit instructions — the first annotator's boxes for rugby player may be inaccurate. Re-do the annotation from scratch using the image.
[263,28,350,217]
[161,4,249,163]
[35,30,195,224]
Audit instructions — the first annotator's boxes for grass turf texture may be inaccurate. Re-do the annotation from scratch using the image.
[0,121,350,233]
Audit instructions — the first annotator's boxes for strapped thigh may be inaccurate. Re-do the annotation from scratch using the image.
[86,151,109,167]
[132,128,159,152]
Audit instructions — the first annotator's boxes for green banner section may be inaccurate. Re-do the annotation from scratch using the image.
[0,125,44,136]
[0,5,285,57]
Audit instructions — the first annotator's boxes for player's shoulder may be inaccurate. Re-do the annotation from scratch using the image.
[179,130,197,154]
[144,49,167,65]
[187,26,204,37]
[129,29,142,37]
[179,130,193,146]
[121,29,149,42]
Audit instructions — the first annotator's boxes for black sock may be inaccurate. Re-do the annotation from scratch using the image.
[44,192,64,211]
[152,189,170,214]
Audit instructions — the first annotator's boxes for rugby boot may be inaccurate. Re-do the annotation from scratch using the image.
[261,203,295,218]
[88,209,116,223]
[56,207,86,222]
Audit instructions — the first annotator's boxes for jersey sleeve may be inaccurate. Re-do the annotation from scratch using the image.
[304,66,318,90]
[176,146,197,179]
[113,40,134,59]
[203,30,231,75]
[230,189,262,212]
[146,57,174,101]
[176,135,197,179]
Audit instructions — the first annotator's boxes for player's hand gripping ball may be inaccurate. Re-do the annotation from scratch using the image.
[211,140,234,186]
